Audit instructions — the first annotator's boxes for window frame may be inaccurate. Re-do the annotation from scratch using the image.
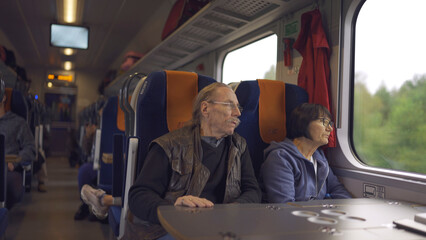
[338,0,426,180]
[216,23,279,83]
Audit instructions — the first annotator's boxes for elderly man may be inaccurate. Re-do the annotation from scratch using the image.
[126,82,261,239]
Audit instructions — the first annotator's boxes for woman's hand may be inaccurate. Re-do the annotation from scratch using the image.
[174,195,214,208]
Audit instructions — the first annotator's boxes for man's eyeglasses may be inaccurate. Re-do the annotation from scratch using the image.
[318,118,334,128]
[208,101,243,113]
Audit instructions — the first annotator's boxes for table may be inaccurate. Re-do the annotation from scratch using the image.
[158,198,425,240]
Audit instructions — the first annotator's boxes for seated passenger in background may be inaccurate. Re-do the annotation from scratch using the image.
[73,122,101,221]
[83,82,261,240]
[260,103,351,203]
[0,85,36,209]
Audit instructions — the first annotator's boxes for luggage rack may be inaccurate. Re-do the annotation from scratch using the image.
[105,0,312,96]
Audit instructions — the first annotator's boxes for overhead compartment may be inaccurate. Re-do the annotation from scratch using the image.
[105,0,312,96]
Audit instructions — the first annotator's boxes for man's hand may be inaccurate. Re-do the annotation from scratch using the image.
[174,195,214,208]
[7,162,14,172]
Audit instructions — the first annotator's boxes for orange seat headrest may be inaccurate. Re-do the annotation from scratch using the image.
[257,79,286,143]
[166,70,198,131]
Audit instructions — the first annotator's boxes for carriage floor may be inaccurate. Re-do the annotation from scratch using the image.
[5,156,112,240]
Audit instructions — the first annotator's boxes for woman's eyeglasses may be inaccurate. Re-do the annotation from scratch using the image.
[318,118,334,128]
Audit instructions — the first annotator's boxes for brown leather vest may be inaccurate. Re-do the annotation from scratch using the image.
[123,124,247,240]
[153,124,246,204]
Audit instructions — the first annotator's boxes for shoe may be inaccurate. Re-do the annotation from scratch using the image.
[38,182,47,193]
[81,185,108,219]
[74,203,90,220]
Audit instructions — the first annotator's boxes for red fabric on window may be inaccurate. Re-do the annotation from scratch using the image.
[293,9,336,147]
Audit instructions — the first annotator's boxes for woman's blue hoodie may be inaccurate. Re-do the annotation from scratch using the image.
[260,138,351,203]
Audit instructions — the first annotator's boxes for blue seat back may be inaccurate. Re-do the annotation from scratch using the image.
[5,88,33,191]
[98,96,125,192]
[235,80,308,179]
[0,207,7,238]
[134,70,216,177]
[5,88,28,120]
[109,71,215,238]
[0,134,6,205]
[0,134,8,237]
[112,133,124,198]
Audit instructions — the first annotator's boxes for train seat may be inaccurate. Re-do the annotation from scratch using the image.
[4,88,33,191]
[109,74,145,205]
[0,207,6,238]
[0,134,8,238]
[129,76,146,136]
[109,74,145,202]
[113,70,216,239]
[108,75,145,237]
[95,96,125,194]
[134,70,217,175]
[234,80,308,180]
[107,133,125,237]
[4,88,28,119]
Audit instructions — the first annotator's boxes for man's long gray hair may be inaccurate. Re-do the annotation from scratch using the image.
[191,82,231,126]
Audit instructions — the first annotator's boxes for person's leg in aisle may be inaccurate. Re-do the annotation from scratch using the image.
[74,162,97,220]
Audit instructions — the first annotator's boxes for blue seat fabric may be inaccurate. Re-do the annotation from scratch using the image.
[98,96,124,194]
[134,71,216,175]
[108,71,215,237]
[235,81,308,179]
[112,133,124,198]
[0,135,8,237]
[0,208,7,238]
[108,205,121,236]
[8,89,32,192]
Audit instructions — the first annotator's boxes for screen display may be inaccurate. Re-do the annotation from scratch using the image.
[50,24,89,49]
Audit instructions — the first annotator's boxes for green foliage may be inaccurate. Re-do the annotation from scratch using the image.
[353,75,426,174]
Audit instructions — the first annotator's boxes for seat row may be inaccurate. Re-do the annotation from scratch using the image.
[85,70,307,238]
[0,83,50,237]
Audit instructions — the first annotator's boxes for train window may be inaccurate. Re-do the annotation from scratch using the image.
[353,0,426,174]
[222,34,277,84]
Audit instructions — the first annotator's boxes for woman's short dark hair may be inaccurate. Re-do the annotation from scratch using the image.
[287,103,332,140]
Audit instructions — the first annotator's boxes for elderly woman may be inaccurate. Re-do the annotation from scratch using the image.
[260,103,351,203]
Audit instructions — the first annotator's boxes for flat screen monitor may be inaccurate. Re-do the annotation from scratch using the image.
[50,24,89,49]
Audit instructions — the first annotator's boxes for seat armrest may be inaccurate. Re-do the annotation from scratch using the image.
[93,129,102,170]
[119,137,139,239]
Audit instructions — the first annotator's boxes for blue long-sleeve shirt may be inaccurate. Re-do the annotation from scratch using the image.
[260,138,351,203]
[0,111,35,167]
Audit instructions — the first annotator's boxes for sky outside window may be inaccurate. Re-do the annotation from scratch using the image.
[222,35,277,84]
[355,0,426,94]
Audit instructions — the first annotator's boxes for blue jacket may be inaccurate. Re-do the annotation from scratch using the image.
[0,111,35,168]
[261,138,351,203]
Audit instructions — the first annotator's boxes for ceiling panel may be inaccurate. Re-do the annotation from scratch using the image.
[0,0,168,74]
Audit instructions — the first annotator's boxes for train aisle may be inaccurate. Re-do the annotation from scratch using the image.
[5,157,111,240]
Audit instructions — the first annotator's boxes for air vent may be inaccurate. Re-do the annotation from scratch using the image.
[215,0,280,21]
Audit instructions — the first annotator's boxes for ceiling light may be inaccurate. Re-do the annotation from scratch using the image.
[63,48,75,55]
[64,61,73,70]
[64,0,77,23]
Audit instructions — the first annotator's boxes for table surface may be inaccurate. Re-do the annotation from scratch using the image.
[158,198,426,240]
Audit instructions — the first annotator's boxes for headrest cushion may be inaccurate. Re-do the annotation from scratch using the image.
[166,70,198,131]
[258,79,286,143]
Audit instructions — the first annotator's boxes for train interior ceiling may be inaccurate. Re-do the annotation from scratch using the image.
[2,0,426,239]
